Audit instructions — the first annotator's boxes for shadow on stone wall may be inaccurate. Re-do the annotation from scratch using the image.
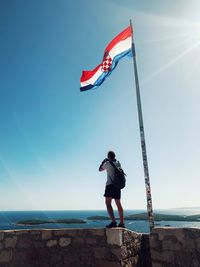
[137,234,152,267]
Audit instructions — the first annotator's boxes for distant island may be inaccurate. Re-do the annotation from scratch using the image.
[87,216,110,221]
[16,213,200,225]
[17,219,86,225]
[87,213,200,222]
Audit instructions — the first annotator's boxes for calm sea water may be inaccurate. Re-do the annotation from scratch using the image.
[0,210,200,233]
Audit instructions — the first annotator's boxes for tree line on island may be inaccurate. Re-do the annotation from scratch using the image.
[17,213,200,225]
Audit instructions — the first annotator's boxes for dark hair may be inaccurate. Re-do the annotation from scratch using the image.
[107,151,116,160]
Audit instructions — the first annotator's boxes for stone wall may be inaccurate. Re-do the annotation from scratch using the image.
[150,227,200,267]
[1,227,199,267]
[0,228,151,267]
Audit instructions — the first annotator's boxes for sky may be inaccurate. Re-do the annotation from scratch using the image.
[0,0,200,211]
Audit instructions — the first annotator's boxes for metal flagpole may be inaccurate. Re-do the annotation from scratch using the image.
[130,19,154,231]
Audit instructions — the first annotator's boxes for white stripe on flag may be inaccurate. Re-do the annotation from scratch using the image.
[109,37,131,59]
[80,66,103,87]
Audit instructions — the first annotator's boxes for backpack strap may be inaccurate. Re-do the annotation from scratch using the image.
[109,160,120,171]
[108,160,118,184]
[109,160,126,176]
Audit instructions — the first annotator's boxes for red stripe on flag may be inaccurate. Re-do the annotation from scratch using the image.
[105,26,132,53]
[80,64,101,83]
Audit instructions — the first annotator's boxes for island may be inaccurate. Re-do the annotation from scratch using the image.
[87,213,200,222]
[86,216,110,221]
[17,219,86,226]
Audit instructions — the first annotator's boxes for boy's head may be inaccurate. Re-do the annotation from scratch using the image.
[107,151,116,160]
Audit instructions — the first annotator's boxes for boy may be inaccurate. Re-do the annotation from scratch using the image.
[99,151,125,228]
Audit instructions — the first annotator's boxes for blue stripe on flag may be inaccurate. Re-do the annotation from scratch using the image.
[80,48,132,91]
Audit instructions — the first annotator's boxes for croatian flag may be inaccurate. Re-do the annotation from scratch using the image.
[80,26,132,91]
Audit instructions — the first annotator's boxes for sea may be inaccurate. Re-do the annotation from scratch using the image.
[0,210,200,233]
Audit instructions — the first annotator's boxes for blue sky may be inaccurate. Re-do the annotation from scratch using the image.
[0,0,200,210]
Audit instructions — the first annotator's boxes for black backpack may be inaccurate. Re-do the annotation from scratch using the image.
[109,161,126,189]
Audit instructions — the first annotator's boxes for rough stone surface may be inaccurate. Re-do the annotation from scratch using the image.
[1,227,199,267]
[5,236,17,248]
[54,229,69,236]
[0,233,4,241]
[59,237,71,247]
[30,230,41,235]
[41,230,52,240]
[150,228,200,267]
[17,235,32,249]
[15,230,29,236]
[46,239,58,247]
[0,228,149,267]
[95,260,121,267]
[0,250,13,262]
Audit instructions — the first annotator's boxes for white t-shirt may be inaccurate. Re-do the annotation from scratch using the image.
[102,160,121,186]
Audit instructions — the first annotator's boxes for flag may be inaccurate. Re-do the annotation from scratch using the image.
[80,26,132,91]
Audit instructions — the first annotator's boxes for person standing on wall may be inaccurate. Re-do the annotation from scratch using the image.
[99,151,125,228]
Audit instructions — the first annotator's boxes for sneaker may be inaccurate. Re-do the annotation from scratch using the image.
[106,222,117,228]
[118,223,125,228]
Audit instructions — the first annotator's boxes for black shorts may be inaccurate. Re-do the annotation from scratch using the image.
[104,184,121,199]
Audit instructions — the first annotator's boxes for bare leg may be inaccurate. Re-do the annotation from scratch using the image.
[115,199,124,224]
[105,197,116,223]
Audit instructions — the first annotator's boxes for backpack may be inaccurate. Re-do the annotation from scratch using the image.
[109,161,126,189]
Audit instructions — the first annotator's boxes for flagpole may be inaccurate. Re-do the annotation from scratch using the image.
[130,19,154,231]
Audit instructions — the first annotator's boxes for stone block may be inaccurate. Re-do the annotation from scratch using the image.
[151,249,174,263]
[196,238,200,250]
[192,257,200,267]
[110,248,121,260]
[63,229,79,236]
[30,230,41,235]
[73,237,84,245]
[163,234,177,243]
[31,234,41,241]
[15,230,29,235]
[47,239,58,247]
[152,263,162,267]
[41,230,52,240]
[12,251,27,265]
[5,236,17,248]
[175,251,194,267]
[94,247,108,259]
[184,228,200,239]
[152,228,184,241]
[181,237,196,250]
[93,229,105,236]
[95,260,121,267]
[162,239,182,251]
[95,236,107,246]
[0,250,12,263]
[17,236,32,249]
[85,237,96,245]
[33,241,45,248]
[53,229,69,236]
[51,253,63,264]
[106,229,122,246]
[55,263,64,267]
[87,228,105,237]
[59,237,71,247]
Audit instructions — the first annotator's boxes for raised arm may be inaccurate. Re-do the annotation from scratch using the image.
[98,158,108,172]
